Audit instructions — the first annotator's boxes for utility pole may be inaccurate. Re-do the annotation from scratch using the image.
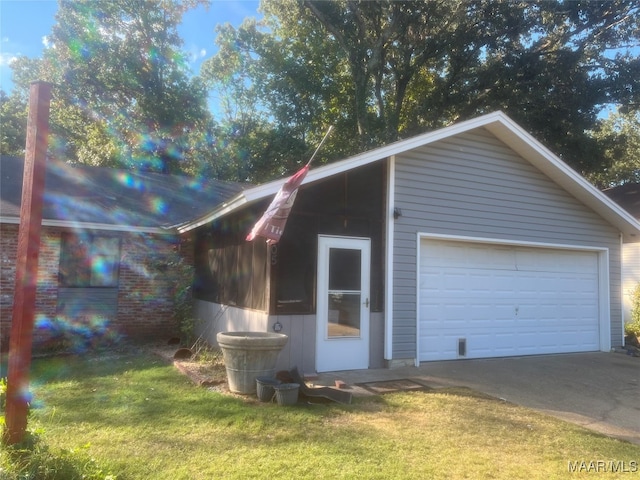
[4,81,52,445]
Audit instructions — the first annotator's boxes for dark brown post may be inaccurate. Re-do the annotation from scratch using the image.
[4,81,52,445]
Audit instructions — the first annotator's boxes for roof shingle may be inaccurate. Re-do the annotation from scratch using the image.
[0,156,247,231]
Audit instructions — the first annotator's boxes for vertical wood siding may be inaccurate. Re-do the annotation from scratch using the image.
[392,128,622,359]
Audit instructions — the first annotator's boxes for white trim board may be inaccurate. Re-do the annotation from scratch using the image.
[0,216,171,234]
[178,111,640,238]
[384,156,396,360]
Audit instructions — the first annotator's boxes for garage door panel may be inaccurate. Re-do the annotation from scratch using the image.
[419,239,601,361]
[517,250,597,274]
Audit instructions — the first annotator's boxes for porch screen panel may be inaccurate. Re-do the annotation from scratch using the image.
[194,224,269,311]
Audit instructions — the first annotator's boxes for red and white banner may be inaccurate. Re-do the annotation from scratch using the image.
[246,164,309,244]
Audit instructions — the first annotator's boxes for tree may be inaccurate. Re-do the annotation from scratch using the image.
[200,18,324,182]
[587,109,640,188]
[302,1,640,167]
[200,2,363,181]
[204,0,639,178]
[472,1,640,173]
[10,0,211,174]
[0,90,28,156]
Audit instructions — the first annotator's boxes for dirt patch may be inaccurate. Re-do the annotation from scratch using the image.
[152,345,230,394]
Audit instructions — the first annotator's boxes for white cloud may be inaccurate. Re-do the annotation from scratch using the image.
[42,35,52,49]
[0,53,17,67]
[187,45,207,64]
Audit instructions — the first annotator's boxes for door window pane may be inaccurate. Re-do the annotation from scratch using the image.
[329,248,361,290]
[327,293,361,337]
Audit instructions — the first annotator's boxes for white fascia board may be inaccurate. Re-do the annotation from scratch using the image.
[176,193,251,233]
[177,180,288,233]
[484,115,640,240]
[0,216,172,234]
[178,110,640,239]
[178,112,511,233]
[299,111,509,188]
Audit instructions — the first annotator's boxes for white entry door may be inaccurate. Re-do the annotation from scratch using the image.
[316,236,371,372]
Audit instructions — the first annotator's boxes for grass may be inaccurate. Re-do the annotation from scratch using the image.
[2,350,640,479]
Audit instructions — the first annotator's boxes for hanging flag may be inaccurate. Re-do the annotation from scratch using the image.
[246,163,309,244]
[246,126,333,244]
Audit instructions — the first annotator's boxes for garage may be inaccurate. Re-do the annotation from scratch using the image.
[418,238,602,361]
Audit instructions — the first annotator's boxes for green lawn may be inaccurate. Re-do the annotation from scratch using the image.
[2,351,639,479]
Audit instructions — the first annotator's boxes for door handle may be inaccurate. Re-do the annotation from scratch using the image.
[364,298,369,308]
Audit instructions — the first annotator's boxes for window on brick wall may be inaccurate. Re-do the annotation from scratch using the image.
[59,232,121,287]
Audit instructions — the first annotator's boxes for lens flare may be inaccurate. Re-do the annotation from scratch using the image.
[149,197,167,214]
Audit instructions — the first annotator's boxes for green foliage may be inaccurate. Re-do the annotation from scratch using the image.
[627,284,640,338]
[1,376,6,412]
[587,110,640,188]
[33,317,122,356]
[0,90,28,156]
[6,0,640,182]
[1,430,116,480]
[2,376,113,478]
[192,345,223,363]
[47,0,211,172]
[9,0,211,174]
[202,0,640,179]
[165,252,196,344]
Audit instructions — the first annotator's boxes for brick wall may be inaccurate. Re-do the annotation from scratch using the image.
[1,223,19,348]
[1,224,60,350]
[0,223,194,352]
[116,232,180,339]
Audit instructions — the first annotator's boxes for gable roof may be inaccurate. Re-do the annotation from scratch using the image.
[603,183,640,219]
[179,111,640,240]
[0,156,247,233]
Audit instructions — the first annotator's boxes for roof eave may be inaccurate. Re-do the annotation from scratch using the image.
[176,192,252,234]
[176,110,640,240]
[177,113,511,233]
[484,116,640,241]
[0,216,173,234]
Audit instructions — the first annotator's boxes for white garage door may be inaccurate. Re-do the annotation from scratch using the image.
[419,239,601,361]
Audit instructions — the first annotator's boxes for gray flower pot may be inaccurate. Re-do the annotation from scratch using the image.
[216,332,288,394]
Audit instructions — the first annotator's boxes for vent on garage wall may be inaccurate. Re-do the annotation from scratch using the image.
[458,338,467,357]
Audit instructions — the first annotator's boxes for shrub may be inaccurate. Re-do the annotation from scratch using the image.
[149,250,196,344]
[166,254,196,344]
[626,284,640,338]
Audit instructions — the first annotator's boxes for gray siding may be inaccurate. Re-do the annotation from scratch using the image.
[194,300,385,372]
[266,311,385,371]
[392,128,622,359]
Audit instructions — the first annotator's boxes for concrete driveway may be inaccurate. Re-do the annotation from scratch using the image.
[317,353,640,444]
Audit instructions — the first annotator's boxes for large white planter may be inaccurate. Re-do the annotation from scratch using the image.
[216,331,288,394]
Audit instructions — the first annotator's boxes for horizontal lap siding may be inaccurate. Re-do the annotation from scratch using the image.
[622,244,640,323]
[392,128,622,359]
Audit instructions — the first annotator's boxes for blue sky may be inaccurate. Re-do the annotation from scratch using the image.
[0,0,261,93]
